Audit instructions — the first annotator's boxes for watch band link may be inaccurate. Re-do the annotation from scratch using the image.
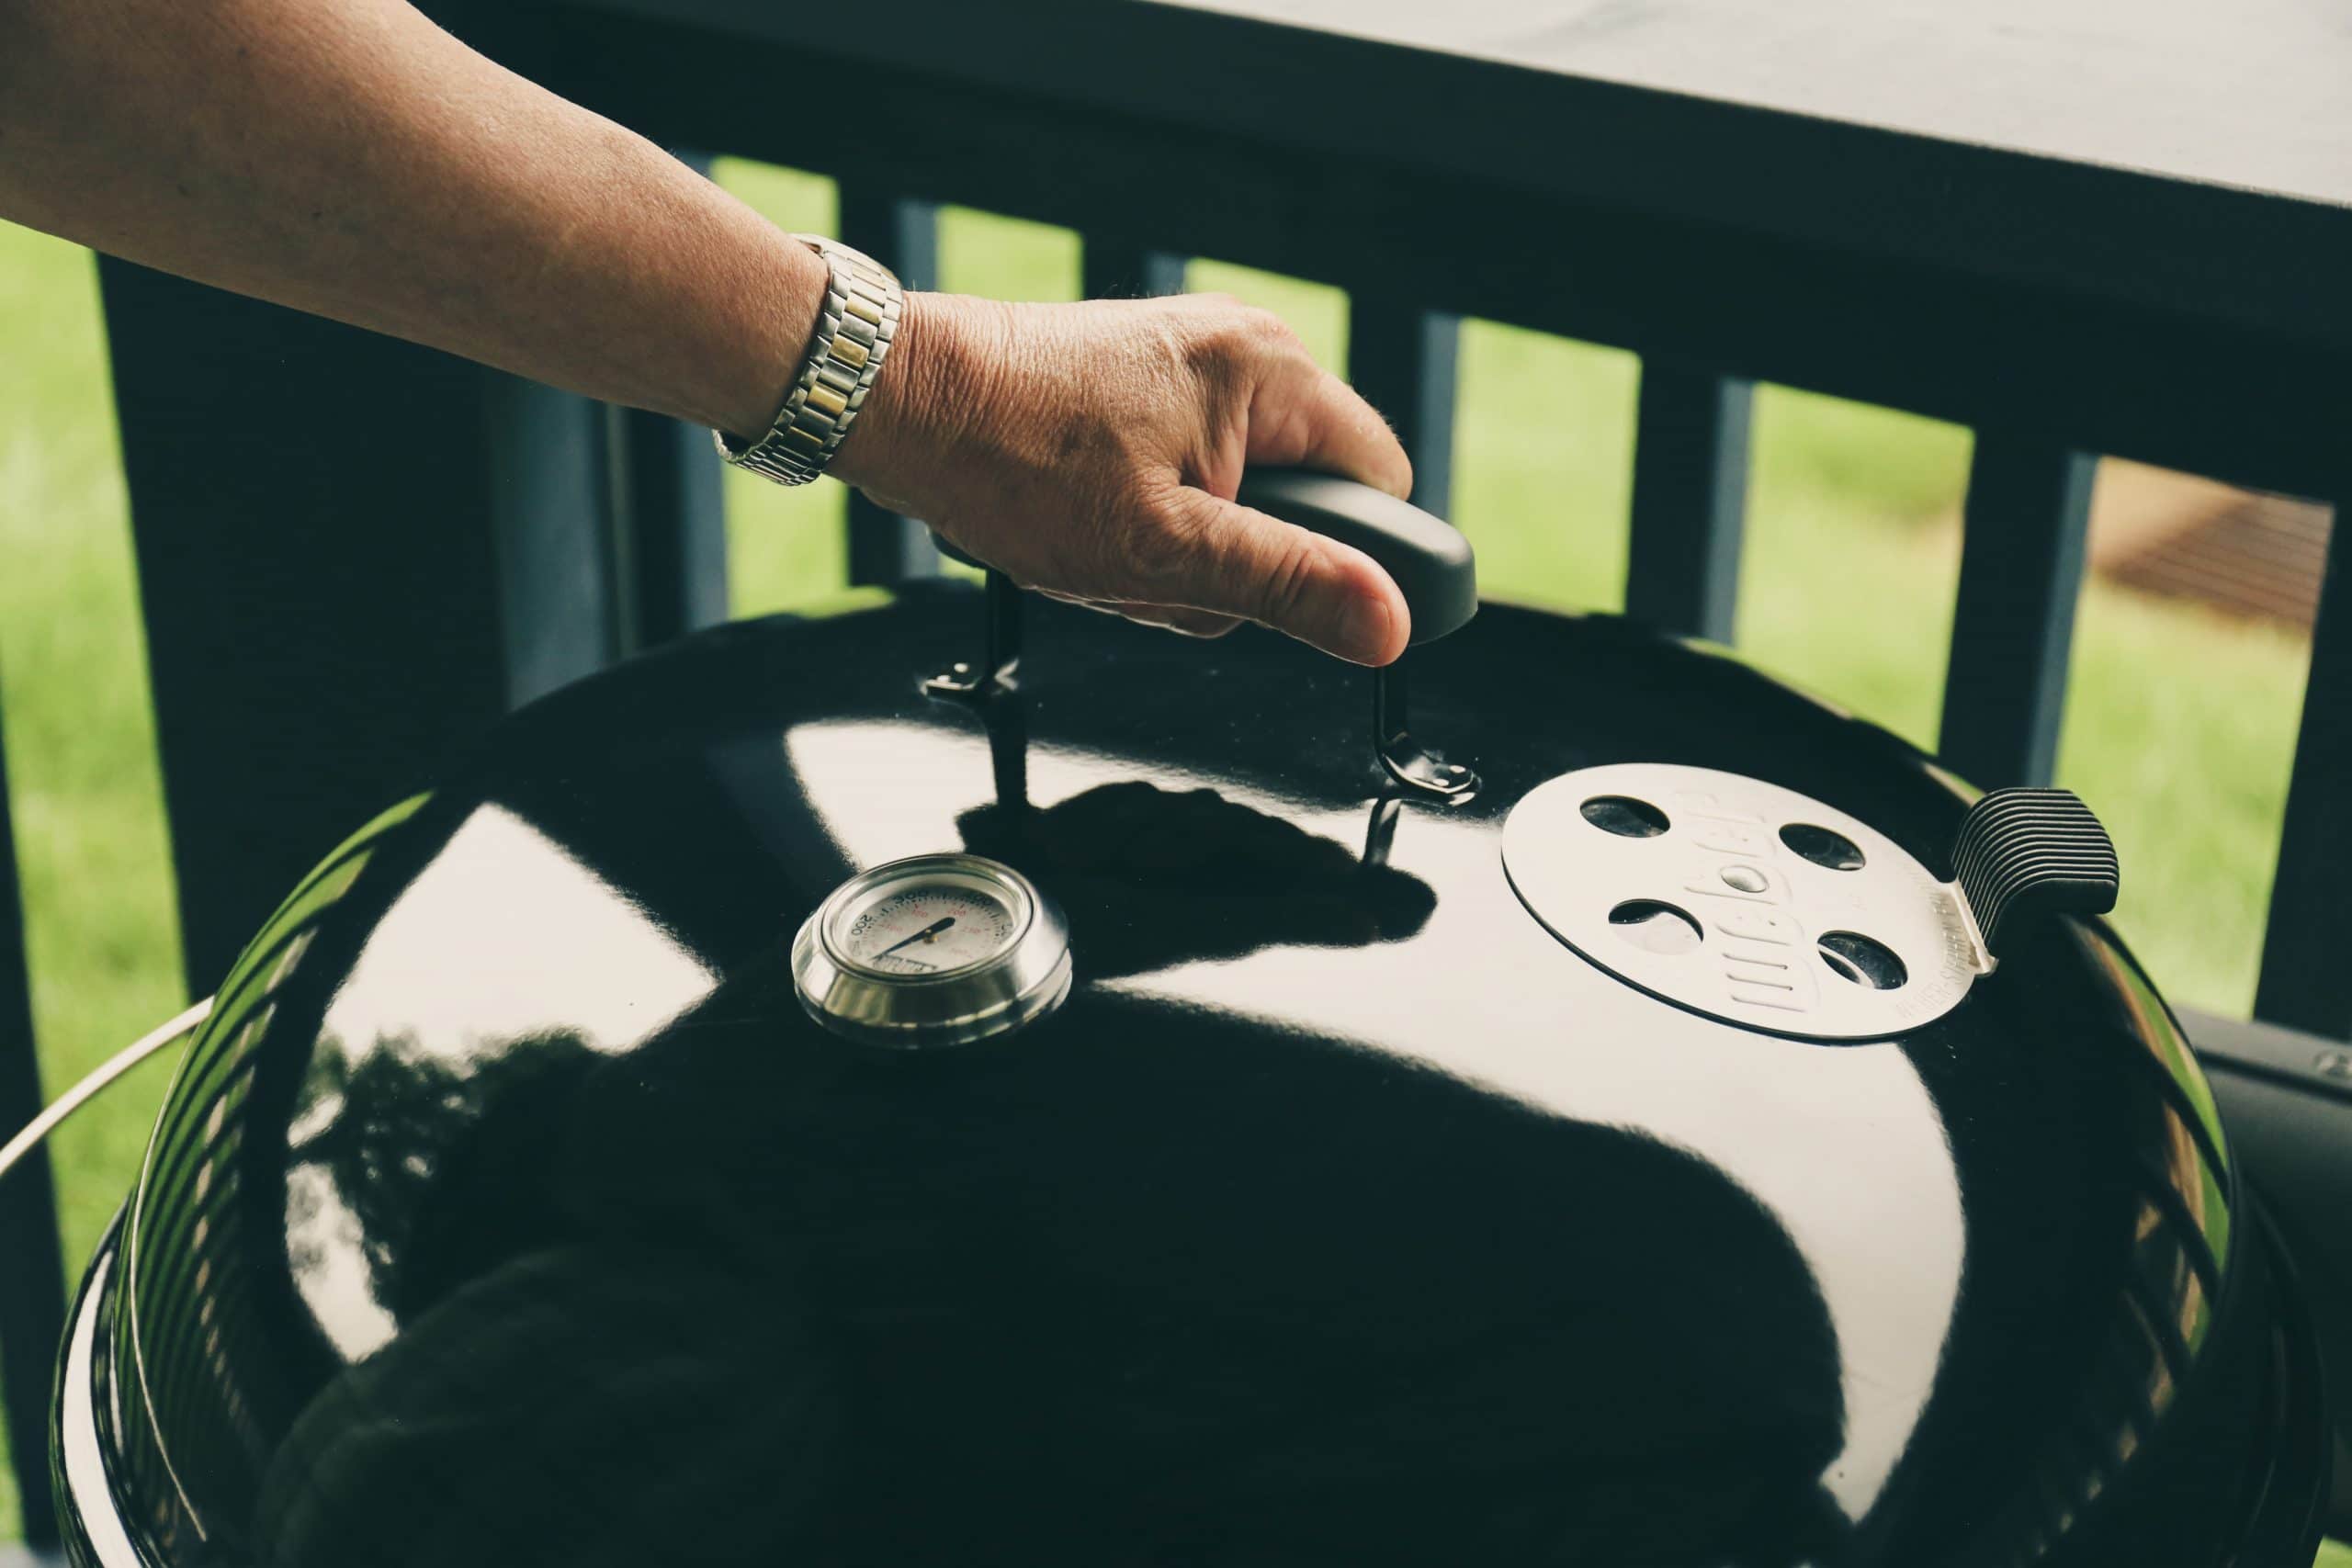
[715,234,902,486]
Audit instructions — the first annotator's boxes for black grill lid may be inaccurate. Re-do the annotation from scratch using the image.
[96,592,2285,1566]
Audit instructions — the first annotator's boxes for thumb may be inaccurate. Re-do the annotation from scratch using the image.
[1162,487,1411,665]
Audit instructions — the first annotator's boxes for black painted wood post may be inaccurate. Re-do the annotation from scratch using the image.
[2256,496,2352,1040]
[482,377,630,707]
[0,694,64,1551]
[99,260,626,987]
[1082,241,1186,303]
[611,151,729,654]
[610,405,729,652]
[1938,441,2097,789]
[1625,362,1753,642]
[838,194,943,587]
[1348,300,1461,521]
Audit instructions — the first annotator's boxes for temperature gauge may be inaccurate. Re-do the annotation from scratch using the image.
[837,881,1020,976]
[793,852,1070,1046]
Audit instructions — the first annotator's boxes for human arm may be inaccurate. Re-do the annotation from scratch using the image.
[0,0,1414,661]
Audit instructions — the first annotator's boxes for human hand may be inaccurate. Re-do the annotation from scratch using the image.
[830,291,1415,666]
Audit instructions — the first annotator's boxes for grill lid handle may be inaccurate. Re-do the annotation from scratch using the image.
[1951,787,2120,958]
[1234,469,1477,646]
[929,471,1477,647]
[1232,470,1477,796]
[922,470,1481,800]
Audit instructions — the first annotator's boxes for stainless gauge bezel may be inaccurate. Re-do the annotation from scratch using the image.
[792,852,1071,1047]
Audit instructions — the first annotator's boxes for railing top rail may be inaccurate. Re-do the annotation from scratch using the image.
[535,0,2352,357]
[1174,0,2352,209]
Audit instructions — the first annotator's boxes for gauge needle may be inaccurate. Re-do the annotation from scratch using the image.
[876,917,956,958]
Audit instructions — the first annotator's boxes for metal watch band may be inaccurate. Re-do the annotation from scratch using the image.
[715,234,902,486]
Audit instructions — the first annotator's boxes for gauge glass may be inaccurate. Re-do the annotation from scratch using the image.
[828,870,1027,977]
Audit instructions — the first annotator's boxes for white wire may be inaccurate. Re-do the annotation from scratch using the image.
[0,997,215,1183]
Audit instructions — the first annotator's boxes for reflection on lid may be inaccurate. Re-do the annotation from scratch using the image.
[314,805,716,1067]
[1090,793,1965,1526]
[780,716,1963,1524]
[285,805,718,1359]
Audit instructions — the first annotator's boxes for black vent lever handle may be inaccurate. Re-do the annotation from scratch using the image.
[1233,469,1477,648]
[1951,788,2120,959]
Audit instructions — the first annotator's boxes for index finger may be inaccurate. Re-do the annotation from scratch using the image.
[1244,354,1415,502]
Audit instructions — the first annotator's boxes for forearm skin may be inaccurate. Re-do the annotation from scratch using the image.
[0,0,823,435]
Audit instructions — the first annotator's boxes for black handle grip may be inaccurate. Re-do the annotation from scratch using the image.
[1236,469,1478,646]
[928,471,1478,645]
[1951,787,2120,958]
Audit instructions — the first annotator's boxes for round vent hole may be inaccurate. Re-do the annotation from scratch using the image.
[1781,822,1865,871]
[1610,899,1703,955]
[1582,795,1669,838]
[1820,931,1906,989]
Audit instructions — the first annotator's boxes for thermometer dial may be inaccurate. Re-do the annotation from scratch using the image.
[793,852,1070,1046]
[837,883,1020,976]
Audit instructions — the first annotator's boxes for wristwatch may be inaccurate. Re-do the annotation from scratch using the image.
[715,234,902,486]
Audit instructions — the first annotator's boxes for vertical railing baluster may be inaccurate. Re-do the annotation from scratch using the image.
[1082,241,1186,303]
[482,378,626,707]
[2256,498,2352,1039]
[99,256,516,993]
[0,688,66,1551]
[608,150,730,652]
[607,406,729,653]
[1347,300,1462,520]
[1938,441,2097,788]
[838,193,944,586]
[1624,361,1753,642]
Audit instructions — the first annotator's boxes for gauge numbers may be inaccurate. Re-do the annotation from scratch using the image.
[840,884,1019,976]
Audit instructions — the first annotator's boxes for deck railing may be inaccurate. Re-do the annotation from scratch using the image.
[2,0,2346,1548]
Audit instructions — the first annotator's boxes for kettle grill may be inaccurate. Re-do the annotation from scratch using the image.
[21,474,2344,1565]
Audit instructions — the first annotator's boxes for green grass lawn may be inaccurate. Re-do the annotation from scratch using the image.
[0,162,2335,1554]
